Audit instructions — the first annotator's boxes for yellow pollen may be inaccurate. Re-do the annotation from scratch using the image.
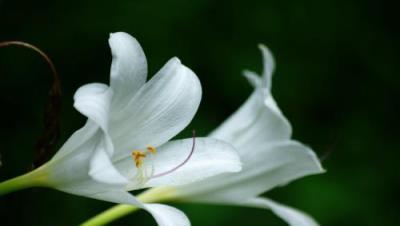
[146,145,157,154]
[132,150,146,168]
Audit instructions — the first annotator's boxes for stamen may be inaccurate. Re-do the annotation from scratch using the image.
[145,153,155,179]
[131,150,146,168]
[146,145,157,154]
[151,130,196,179]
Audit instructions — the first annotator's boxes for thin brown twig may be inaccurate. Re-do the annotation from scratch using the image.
[0,41,62,169]
[0,41,60,90]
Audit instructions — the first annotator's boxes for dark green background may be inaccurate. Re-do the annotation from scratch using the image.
[0,0,398,225]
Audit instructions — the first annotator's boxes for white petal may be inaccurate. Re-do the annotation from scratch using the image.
[211,44,289,149]
[49,165,141,206]
[72,83,129,184]
[178,140,323,202]
[259,44,275,90]
[53,83,112,160]
[145,204,191,226]
[242,197,319,226]
[242,44,275,91]
[211,44,290,148]
[109,32,147,109]
[47,130,128,196]
[145,138,241,187]
[89,135,129,185]
[210,89,292,150]
[51,120,98,161]
[73,83,112,132]
[112,138,241,189]
[48,159,141,210]
[89,190,143,206]
[110,58,202,158]
[47,131,115,194]
[243,70,262,87]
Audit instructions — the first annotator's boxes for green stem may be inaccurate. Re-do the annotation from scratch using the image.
[0,167,48,196]
[79,187,177,226]
[80,204,138,226]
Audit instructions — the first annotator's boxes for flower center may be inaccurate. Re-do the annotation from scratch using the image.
[130,130,197,183]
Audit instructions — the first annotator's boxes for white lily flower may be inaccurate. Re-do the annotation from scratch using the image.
[0,32,241,226]
[174,45,325,226]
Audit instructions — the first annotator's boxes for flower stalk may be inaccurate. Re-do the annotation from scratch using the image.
[0,167,48,196]
[80,204,138,226]
[80,187,177,226]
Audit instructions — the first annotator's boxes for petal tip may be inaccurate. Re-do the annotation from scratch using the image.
[243,69,262,87]
[257,43,272,55]
[109,31,123,40]
[108,32,139,47]
[293,141,326,174]
[258,43,267,51]
[312,154,326,173]
[171,56,182,64]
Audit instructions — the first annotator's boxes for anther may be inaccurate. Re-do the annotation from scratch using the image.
[132,150,146,168]
[146,145,157,154]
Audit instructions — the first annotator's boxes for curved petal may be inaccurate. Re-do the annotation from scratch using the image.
[89,190,143,206]
[47,130,128,197]
[71,83,129,185]
[111,58,202,158]
[242,197,319,226]
[178,140,324,202]
[242,44,275,91]
[89,135,129,185]
[53,83,112,160]
[145,204,191,226]
[47,130,116,193]
[111,138,241,190]
[210,89,292,150]
[109,32,147,109]
[144,138,241,187]
[73,83,112,132]
[51,82,113,170]
[211,44,291,152]
[259,44,275,90]
[51,119,98,161]
[243,70,262,87]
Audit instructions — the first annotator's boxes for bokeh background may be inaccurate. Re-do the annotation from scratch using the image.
[0,0,398,225]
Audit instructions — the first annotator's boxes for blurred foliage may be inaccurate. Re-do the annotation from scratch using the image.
[0,0,399,225]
